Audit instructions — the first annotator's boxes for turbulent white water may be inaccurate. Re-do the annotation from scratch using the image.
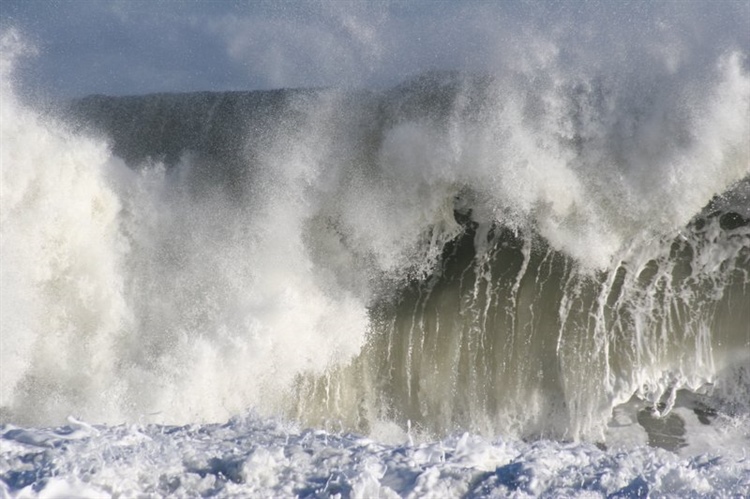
[1,2,750,494]
[2,414,749,498]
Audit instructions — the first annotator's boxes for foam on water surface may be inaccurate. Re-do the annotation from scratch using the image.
[1,415,749,498]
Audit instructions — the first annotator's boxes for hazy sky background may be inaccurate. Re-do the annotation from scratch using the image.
[2,0,748,99]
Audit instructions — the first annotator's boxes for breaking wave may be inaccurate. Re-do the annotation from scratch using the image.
[1,26,749,448]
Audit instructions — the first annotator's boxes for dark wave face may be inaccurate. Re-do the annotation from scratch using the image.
[294,206,749,443]
[2,31,749,448]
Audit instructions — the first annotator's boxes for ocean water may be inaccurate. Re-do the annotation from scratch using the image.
[1,6,750,496]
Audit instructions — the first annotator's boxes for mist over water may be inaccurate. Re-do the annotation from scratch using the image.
[1,0,749,451]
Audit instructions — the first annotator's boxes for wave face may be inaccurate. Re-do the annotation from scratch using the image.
[1,28,749,446]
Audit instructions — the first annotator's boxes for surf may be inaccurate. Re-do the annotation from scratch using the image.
[1,28,748,452]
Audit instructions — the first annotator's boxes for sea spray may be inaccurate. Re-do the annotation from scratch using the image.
[1,27,749,445]
[1,34,371,425]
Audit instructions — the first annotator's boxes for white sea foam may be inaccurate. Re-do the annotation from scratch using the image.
[1,415,748,498]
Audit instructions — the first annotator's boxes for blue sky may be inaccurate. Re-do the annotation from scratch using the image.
[2,0,748,99]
